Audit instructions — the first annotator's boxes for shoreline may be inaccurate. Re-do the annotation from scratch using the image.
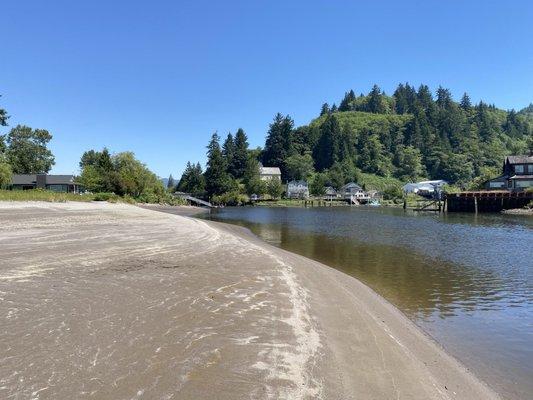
[0,201,500,399]
[144,204,502,399]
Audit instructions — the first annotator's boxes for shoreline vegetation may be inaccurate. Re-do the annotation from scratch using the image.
[0,189,187,205]
[172,84,532,207]
[0,201,500,399]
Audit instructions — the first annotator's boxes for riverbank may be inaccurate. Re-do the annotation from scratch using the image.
[0,202,499,399]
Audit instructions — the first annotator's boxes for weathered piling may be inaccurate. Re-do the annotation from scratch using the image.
[446,191,532,213]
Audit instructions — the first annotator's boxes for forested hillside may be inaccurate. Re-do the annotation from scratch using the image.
[279,84,532,186]
[179,83,532,202]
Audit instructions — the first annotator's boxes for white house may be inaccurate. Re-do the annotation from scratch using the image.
[286,180,309,199]
[340,182,367,200]
[259,166,281,181]
[402,180,447,197]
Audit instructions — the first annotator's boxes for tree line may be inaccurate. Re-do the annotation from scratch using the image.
[172,128,284,204]
[176,83,532,201]
[0,96,167,201]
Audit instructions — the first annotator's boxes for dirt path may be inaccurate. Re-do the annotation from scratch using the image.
[0,202,499,399]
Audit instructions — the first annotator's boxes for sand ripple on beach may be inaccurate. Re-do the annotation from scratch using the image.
[0,203,322,399]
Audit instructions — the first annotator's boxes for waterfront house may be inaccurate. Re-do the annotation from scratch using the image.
[286,180,309,199]
[486,155,533,191]
[258,164,282,181]
[10,174,81,193]
[340,182,365,199]
[324,186,338,200]
[402,180,447,198]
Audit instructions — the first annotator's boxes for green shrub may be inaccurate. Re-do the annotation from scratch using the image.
[92,192,121,202]
[211,191,248,206]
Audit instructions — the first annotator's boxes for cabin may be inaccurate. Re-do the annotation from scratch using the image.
[403,180,447,198]
[258,165,281,181]
[10,174,81,193]
[486,155,533,191]
[286,180,309,199]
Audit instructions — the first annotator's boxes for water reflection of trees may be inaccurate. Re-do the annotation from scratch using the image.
[247,222,514,322]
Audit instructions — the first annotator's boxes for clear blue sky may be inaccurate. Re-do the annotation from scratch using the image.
[1,0,532,178]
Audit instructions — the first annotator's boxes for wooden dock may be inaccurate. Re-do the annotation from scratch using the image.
[445,190,532,213]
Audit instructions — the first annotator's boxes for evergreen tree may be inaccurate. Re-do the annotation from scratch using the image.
[460,92,472,111]
[97,148,114,173]
[167,174,175,189]
[339,90,356,112]
[262,113,294,179]
[79,150,100,168]
[314,114,341,171]
[205,133,234,197]
[393,83,408,114]
[366,85,387,114]
[320,103,330,116]
[230,128,249,178]
[222,133,235,170]
[178,162,205,196]
[330,103,338,113]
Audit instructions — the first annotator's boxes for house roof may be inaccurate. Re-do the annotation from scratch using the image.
[259,167,281,175]
[11,174,76,185]
[417,180,447,185]
[487,175,507,182]
[509,175,533,180]
[45,175,76,185]
[506,155,533,164]
[12,174,37,185]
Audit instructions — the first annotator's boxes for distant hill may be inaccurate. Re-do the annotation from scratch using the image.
[282,84,532,186]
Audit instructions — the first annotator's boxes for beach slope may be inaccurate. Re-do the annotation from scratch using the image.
[0,202,499,399]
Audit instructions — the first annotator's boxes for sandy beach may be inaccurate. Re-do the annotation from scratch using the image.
[0,202,500,399]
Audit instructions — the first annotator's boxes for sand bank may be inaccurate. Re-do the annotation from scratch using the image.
[0,202,499,399]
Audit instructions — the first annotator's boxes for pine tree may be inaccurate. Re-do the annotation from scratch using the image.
[339,90,356,112]
[230,128,249,178]
[222,133,235,170]
[330,103,338,113]
[460,93,472,111]
[313,114,341,170]
[367,85,386,114]
[205,133,233,197]
[167,174,175,189]
[320,103,330,116]
[393,83,408,114]
[262,113,294,179]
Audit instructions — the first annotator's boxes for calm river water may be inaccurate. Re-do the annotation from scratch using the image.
[203,206,533,400]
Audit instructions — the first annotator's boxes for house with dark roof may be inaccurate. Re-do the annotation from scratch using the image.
[10,174,81,193]
[486,155,533,191]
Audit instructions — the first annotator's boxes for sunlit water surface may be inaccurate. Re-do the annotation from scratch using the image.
[202,207,532,400]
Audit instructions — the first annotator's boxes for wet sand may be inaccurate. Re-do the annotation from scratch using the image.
[0,202,500,399]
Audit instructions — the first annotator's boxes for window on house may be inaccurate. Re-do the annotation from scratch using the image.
[515,165,524,174]
[515,180,533,188]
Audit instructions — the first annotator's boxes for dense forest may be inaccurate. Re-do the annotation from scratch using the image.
[177,83,533,202]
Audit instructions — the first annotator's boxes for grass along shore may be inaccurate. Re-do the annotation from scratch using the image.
[0,189,187,205]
